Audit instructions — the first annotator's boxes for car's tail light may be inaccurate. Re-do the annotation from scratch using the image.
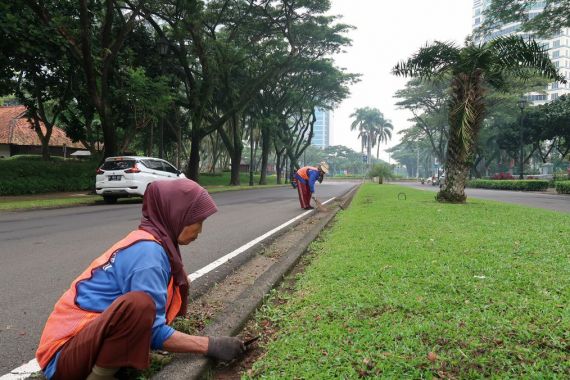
[125,164,141,173]
[96,168,104,175]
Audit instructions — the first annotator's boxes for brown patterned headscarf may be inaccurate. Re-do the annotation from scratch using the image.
[139,179,218,316]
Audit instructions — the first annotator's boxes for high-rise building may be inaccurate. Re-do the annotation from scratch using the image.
[473,0,570,103]
[311,108,330,149]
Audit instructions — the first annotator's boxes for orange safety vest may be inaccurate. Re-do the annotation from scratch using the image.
[35,230,183,369]
[296,166,318,181]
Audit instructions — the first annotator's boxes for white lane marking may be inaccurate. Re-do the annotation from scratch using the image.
[0,197,336,379]
[189,197,335,281]
[0,359,40,379]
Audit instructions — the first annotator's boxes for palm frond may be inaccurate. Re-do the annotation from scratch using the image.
[392,41,461,79]
[488,36,565,84]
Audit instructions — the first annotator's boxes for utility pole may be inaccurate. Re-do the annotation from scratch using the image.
[517,97,527,179]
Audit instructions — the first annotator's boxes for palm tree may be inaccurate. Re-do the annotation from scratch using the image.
[350,107,392,169]
[373,118,393,159]
[393,36,563,203]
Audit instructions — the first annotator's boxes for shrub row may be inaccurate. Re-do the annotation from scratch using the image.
[468,179,549,191]
[555,181,570,194]
[0,157,98,195]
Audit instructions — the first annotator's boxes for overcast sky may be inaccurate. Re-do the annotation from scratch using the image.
[328,0,473,161]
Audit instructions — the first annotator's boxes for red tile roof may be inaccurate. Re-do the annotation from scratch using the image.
[0,105,85,148]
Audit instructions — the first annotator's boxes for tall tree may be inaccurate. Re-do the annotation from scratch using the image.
[350,107,390,169]
[23,0,149,158]
[374,117,394,160]
[141,0,353,182]
[394,78,450,163]
[0,0,75,160]
[393,36,563,203]
[479,0,570,38]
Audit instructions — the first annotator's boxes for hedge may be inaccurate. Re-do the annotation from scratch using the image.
[467,179,549,191]
[0,157,98,195]
[555,181,570,194]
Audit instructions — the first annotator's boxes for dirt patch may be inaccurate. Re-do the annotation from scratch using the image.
[210,248,317,379]
[183,207,334,335]
[206,211,334,379]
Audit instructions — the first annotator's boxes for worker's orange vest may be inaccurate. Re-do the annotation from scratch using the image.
[296,166,318,180]
[35,230,183,369]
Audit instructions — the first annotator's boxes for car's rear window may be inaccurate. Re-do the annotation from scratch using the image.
[101,160,136,171]
[141,159,163,170]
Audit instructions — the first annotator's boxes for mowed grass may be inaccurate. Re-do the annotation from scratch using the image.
[248,184,570,379]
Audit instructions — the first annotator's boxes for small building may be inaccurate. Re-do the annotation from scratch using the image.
[0,105,87,158]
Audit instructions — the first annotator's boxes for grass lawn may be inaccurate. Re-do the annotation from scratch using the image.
[248,184,570,378]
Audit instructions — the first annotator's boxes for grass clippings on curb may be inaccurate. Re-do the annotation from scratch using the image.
[246,184,570,379]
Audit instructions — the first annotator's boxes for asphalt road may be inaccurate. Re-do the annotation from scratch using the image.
[0,181,357,375]
[393,181,570,213]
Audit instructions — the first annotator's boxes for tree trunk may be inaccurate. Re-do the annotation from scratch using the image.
[230,148,241,186]
[259,125,271,185]
[275,148,284,184]
[367,135,373,170]
[437,72,485,203]
[186,130,202,182]
[227,115,243,186]
[29,115,52,160]
[100,107,117,157]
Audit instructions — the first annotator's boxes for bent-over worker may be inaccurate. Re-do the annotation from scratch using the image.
[293,161,329,210]
[36,179,244,380]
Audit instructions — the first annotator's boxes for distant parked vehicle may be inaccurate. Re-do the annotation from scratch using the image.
[96,156,186,203]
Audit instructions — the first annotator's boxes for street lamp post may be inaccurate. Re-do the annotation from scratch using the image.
[517,96,528,180]
[157,37,169,159]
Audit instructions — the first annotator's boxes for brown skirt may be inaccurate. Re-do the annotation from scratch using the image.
[52,291,155,380]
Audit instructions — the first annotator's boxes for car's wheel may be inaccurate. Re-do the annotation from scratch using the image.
[103,196,118,204]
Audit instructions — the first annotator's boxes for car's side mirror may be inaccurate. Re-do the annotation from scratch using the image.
[176,170,182,176]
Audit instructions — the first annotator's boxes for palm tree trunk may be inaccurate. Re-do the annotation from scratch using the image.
[367,134,373,170]
[437,72,485,203]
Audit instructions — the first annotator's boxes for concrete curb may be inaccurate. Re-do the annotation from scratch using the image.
[152,185,360,380]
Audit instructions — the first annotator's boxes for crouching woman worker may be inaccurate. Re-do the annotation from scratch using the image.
[293,161,329,210]
[36,179,244,380]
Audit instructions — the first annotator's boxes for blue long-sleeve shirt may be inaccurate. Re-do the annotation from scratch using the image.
[294,168,320,193]
[44,241,175,379]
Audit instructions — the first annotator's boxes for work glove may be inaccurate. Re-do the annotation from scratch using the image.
[207,336,245,361]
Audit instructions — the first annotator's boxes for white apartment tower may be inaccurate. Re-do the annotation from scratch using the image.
[311,108,330,149]
[473,0,570,103]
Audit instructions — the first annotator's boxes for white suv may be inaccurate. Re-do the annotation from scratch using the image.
[96,156,186,203]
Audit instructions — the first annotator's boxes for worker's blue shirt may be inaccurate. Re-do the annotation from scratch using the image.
[294,169,320,193]
[44,241,175,379]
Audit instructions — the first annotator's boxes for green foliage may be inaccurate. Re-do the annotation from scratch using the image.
[197,172,276,187]
[555,180,570,194]
[247,184,570,378]
[367,163,394,183]
[350,107,393,165]
[0,156,98,195]
[392,36,562,202]
[468,179,549,191]
[479,0,570,38]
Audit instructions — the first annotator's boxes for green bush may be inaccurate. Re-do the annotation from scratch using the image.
[468,179,549,191]
[367,163,394,184]
[555,180,570,194]
[0,156,98,195]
